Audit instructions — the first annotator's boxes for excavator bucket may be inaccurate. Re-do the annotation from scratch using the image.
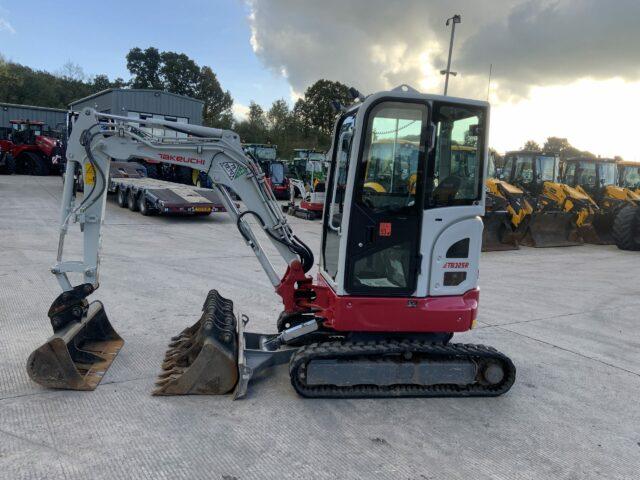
[523,212,582,248]
[482,212,519,251]
[26,301,123,390]
[153,290,239,395]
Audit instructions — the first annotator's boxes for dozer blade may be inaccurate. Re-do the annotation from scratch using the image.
[153,290,239,395]
[26,301,123,390]
[482,212,519,251]
[522,212,582,248]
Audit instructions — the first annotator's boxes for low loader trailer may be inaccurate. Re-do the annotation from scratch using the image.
[108,161,227,216]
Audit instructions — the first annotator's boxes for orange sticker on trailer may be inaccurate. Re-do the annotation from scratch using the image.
[379,222,392,237]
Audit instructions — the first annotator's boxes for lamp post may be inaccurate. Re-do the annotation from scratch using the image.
[442,14,461,96]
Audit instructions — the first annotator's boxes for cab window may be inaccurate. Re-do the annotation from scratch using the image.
[358,102,425,212]
[426,104,484,207]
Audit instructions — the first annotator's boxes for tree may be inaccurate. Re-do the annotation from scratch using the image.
[159,52,200,97]
[523,140,540,151]
[126,47,162,89]
[197,66,233,128]
[296,79,352,134]
[58,61,86,82]
[91,74,128,91]
[543,136,594,159]
[267,99,290,132]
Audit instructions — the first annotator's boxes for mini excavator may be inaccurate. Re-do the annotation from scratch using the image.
[27,86,515,398]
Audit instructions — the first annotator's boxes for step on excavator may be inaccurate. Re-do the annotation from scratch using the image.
[502,150,598,247]
[561,157,640,246]
[26,86,516,399]
[614,161,640,250]
[482,154,533,251]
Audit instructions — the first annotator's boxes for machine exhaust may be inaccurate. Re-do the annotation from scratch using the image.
[26,299,123,390]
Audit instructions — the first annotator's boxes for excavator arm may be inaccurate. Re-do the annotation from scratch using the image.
[28,108,315,394]
[56,108,311,292]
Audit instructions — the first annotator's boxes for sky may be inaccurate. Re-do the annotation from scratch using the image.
[1,0,639,160]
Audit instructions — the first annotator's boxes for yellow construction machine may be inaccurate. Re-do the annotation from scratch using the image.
[561,157,640,245]
[482,153,533,251]
[614,160,640,250]
[618,160,640,195]
[502,151,597,247]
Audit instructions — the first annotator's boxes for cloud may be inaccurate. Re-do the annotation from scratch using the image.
[0,17,15,34]
[246,0,640,97]
[232,102,250,121]
[458,0,640,93]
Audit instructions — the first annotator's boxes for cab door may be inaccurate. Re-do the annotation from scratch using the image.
[344,100,429,296]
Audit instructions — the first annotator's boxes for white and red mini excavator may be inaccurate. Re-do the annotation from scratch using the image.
[27,85,515,399]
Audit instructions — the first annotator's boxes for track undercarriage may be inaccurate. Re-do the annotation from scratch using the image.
[153,290,516,399]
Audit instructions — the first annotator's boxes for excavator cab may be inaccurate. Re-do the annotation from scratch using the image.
[618,161,640,193]
[28,87,515,398]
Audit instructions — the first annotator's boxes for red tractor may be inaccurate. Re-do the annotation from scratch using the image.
[0,120,65,175]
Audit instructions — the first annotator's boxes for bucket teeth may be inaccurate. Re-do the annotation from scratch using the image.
[152,290,239,396]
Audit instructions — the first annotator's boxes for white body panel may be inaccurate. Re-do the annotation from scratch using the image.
[319,86,489,298]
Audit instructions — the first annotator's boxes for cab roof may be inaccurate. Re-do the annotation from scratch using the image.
[564,157,616,164]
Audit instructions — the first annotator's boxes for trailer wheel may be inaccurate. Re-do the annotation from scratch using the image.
[612,205,640,251]
[18,152,50,176]
[116,188,128,207]
[127,190,139,211]
[137,194,153,216]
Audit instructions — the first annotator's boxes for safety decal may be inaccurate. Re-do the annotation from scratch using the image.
[379,222,392,237]
[84,163,96,186]
[221,161,248,180]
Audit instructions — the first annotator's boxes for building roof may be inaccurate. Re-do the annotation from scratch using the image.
[69,88,205,107]
[0,102,67,113]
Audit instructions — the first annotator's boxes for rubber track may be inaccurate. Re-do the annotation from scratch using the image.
[289,340,516,398]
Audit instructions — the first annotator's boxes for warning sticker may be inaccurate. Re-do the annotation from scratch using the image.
[379,222,392,237]
[221,162,248,181]
[84,163,95,186]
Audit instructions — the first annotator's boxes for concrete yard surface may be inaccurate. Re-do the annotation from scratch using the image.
[1,176,639,480]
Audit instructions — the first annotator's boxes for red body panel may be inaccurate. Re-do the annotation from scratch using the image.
[275,261,478,334]
[300,200,324,212]
[0,135,58,158]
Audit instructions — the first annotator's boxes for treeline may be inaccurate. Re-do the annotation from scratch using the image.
[521,138,602,160]
[0,48,354,158]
